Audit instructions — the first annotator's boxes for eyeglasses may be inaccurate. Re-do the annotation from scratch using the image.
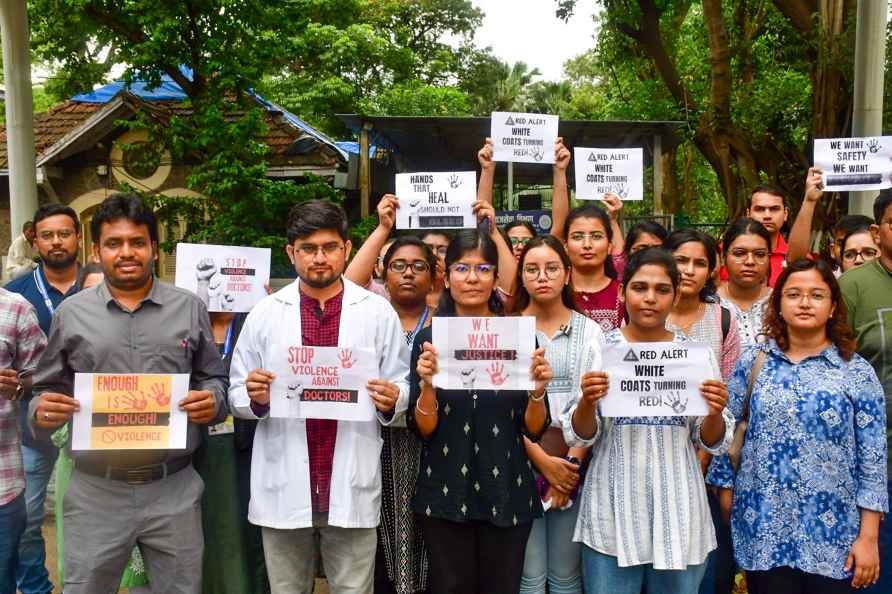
[522,263,564,280]
[449,263,496,279]
[781,289,830,303]
[388,259,430,274]
[424,244,448,257]
[509,237,531,247]
[296,242,344,257]
[38,230,75,241]
[842,247,879,262]
[728,248,769,262]
[568,231,606,243]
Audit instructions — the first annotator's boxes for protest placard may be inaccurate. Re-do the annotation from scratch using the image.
[269,345,378,422]
[71,373,190,450]
[175,243,271,313]
[814,136,892,192]
[395,171,477,229]
[599,342,712,417]
[574,147,644,201]
[491,112,559,164]
[432,317,536,391]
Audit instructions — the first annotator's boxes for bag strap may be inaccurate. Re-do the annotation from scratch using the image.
[721,305,731,342]
[741,349,768,423]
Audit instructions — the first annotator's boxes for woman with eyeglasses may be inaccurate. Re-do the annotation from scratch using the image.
[708,259,887,593]
[717,218,773,346]
[564,248,733,594]
[407,230,553,594]
[839,228,880,273]
[513,235,603,594]
[505,220,537,261]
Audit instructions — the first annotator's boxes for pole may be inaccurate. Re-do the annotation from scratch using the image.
[359,122,371,218]
[850,0,887,216]
[507,161,514,211]
[653,134,663,216]
[0,0,38,237]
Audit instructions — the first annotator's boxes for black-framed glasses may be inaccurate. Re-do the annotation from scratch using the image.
[522,263,564,280]
[449,263,496,279]
[297,242,344,257]
[388,259,431,274]
[842,247,879,262]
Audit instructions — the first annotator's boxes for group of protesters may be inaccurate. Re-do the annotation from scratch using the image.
[0,137,889,594]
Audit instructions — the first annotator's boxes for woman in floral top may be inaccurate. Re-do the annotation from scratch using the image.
[708,258,888,592]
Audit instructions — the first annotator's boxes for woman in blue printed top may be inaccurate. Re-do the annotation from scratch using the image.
[708,258,888,593]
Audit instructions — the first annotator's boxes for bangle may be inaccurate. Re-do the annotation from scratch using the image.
[415,399,438,416]
[528,390,546,402]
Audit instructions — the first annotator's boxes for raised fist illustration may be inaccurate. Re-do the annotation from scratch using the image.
[195,258,218,282]
[286,382,303,400]
[460,367,477,390]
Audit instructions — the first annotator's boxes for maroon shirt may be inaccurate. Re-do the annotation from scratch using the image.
[300,287,344,513]
[574,278,625,332]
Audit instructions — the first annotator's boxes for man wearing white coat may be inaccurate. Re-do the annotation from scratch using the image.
[229,199,409,594]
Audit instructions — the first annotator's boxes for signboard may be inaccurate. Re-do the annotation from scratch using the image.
[432,316,536,391]
[269,345,378,422]
[574,147,644,201]
[395,171,477,230]
[71,373,190,450]
[599,342,712,417]
[491,112,559,164]
[495,210,553,234]
[814,136,892,192]
[175,243,271,312]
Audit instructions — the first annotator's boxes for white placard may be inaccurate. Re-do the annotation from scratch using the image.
[491,112,559,164]
[600,342,711,417]
[175,243,271,312]
[395,171,477,229]
[574,147,644,201]
[71,373,190,450]
[814,136,892,192]
[269,345,378,422]
[432,317,536,391]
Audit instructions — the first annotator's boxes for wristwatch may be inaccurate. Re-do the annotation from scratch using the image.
[8,381,24,402]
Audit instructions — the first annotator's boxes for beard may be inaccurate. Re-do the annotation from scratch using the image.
[297,267,342,289]
[41,249,78,270]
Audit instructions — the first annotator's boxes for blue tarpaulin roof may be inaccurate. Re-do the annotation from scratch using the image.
[335,141,377,158]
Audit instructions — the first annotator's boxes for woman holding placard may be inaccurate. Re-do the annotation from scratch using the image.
[513,235,603,594]
[563,248,734,594]
[708,259,887,593]
[407,230,553,594]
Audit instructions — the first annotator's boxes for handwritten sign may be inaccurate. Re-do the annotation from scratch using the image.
[814,137,892,192]
[491,112,559,164]
[269,345,378,422]
[175,243,271,313]
[599,342,712,417]
[432,317,536,391]
[71,373,190,450]
[574,147,643,201]
[395,171,477,229]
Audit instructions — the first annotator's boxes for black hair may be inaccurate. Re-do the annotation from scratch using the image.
[722,217,771,253]
[833,214,873,237]
[874,190,892,225]
[382,236,437,279]
[77,262,103,287]
[34,203,80,231]
[513,235,576,313]
[418,229,452,244]
[503,220,537,237]
[749,184,788,208]
[22,221,33,232]
[286,199,348,244]
[663,229,719,302]
[563,203,617,280]
[839,227,877,268]
[90,193,157,244]
[436,230,503,316]
[621,247,680,293]
[624,221,668,256]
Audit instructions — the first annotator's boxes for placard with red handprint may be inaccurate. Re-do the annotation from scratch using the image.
[71,373,190,451]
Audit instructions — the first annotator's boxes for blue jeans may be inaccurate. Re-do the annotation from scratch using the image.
[0,493,26,594]
[582,546,706,594]
[520,499,582,594]
[865,480,892,594]
[699,490,734,594]
[16,444,56,594]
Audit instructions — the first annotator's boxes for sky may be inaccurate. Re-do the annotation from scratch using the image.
[470,0,600,81]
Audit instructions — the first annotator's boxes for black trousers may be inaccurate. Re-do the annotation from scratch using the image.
[747,566,853,594]
[417,514,532,594]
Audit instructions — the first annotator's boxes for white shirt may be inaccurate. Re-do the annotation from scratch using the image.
[5,234,37,280]
[562,329,735,569]
[229,277,409,529]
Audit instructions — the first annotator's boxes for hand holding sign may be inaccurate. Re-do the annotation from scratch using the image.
[601,193,624,221]
[580,371,609,407]
[699,379,728,417]
[417,342,439,387]
[34,392,80,429]
[366,378,400,413]
[246,368,275,406]
[529,347,552,397]
[179,390,217,424]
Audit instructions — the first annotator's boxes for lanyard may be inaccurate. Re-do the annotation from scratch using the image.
[33,268,55,316]
[221,320,235,360]
[408,307,430,344]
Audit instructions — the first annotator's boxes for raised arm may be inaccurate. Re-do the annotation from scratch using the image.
[602,193,626,255]
[477,138,496,204]
[787,167,822,263]
[345,194,397,287]
[550,137,571,238]
[473,199,517,297]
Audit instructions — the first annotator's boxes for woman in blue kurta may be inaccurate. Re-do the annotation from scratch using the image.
[708,258,888,593]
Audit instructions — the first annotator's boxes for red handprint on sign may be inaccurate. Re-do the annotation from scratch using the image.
[146,382,170,407]
[339,349,356,369]
[486,362,509,387]
[121,390,148,411]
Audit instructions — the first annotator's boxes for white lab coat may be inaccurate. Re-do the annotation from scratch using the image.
[229,277,409,529]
